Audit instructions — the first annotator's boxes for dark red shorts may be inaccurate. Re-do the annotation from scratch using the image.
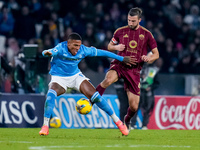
[109,63,141,95]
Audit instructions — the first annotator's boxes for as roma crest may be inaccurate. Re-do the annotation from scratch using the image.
[139,34,144,40]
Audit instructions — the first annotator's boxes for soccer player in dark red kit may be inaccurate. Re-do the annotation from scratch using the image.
[96,7,159,135]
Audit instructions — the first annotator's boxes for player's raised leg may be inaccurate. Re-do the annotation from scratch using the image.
[91,91,129,136]
[80,80,129,136]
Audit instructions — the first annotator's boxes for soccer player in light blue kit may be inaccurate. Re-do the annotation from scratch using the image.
[39,33,137,136]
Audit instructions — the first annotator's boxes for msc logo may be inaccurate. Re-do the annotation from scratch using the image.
[0,101,38,124]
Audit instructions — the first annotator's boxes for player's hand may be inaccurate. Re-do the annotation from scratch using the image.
[123,56,138,66]
[43,51,52,56]
[116,44,125,51]
[141,55,150,62]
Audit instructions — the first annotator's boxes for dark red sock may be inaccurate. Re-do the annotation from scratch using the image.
[125,107,137,123]
[96,84,106,96]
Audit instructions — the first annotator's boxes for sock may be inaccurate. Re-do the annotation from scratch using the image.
[44,89,57,120]
[91,92,113,116]
[111,114,119,123]
[96,84,106,96]
[125,107,137,123]
[43,117,50,127]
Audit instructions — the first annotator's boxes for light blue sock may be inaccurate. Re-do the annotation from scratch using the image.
[44,89,57,118]
[91,92,114,116]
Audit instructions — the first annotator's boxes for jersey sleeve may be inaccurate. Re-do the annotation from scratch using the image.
[111,29,120,44]
[42,45,60,57]
[96,49,124,62]
[83,46,124,62]
[83,46,98,57]
[147,32,157,50]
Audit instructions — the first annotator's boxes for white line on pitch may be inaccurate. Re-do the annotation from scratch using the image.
[29,144,191,150]
[0,141,33,143]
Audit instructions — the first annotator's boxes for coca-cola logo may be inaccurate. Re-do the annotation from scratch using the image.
[155,97,200,129]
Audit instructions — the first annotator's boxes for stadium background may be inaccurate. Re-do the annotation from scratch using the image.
[0,0,200,129]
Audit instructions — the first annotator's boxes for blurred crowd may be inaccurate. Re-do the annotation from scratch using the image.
[0,0,200,93]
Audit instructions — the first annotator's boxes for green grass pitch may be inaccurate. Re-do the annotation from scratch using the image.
[0,128,199,150]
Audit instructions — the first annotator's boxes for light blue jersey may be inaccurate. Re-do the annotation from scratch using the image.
[42,41,124,77]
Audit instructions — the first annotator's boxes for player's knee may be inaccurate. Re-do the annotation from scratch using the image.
[102,78,114,87]
[49,83,65,96]
[129,105,138,112]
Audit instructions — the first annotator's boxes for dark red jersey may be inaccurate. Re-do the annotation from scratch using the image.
[111,25,157,71]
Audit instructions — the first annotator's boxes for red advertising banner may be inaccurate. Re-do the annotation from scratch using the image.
[147,96,200,130]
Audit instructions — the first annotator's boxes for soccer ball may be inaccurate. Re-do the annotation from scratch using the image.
[50,117,61,128]
[76,98,92,115]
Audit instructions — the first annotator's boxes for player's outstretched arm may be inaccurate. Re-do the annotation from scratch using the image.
[42,48,58,57]
[96,49,137,65]
[96,49,124,61]
[42,51,52,57]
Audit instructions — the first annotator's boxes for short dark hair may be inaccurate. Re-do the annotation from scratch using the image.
[128,7,142,18]
[67,32,82,41]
